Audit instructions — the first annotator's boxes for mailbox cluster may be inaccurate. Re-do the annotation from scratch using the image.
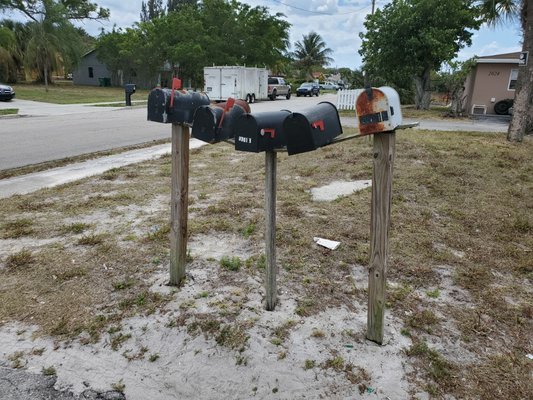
[147,88,343,156]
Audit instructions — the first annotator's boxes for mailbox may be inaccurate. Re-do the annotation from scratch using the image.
[283,101,343,156]
[355,86,402,135]
[192,103,248,143]
[234,111,291,153]
[125,84,136,106]
[147,87,210,124]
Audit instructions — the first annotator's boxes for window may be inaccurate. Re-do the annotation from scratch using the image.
[508,69,518,90]
[88,67,94,78]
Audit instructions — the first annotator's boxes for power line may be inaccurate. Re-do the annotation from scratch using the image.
[267,0,376,16]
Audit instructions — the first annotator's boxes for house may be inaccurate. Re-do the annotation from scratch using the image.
[463,52,521,115]
[72,49,113,86]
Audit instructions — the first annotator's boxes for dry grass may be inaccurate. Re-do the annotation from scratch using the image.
[0,129,532,397]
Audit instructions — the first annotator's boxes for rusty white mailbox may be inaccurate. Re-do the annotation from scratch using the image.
[355,86,402,135]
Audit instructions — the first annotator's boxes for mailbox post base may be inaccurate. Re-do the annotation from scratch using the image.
[169,124,190,286]
[367,131,395,344]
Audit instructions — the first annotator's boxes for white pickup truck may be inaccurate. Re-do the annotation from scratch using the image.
[267,77,291,100]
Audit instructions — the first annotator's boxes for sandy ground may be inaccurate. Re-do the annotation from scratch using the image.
[0,180,424,400]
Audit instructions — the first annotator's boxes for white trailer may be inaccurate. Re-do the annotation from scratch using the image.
[204,66,268,103]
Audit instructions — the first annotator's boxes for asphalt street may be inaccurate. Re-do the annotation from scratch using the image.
[0,94,509,171]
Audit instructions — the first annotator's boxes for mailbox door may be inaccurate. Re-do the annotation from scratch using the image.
[192,106,222,143]
[147,88,170,123]
[284,101,343,156]
[355,88,394,135]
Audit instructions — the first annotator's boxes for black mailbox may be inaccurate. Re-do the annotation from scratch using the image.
[234,111,290,153]
[125,84,136,106]
[192,103,248,143]
[283,101,343,155]
[147,88,210,124]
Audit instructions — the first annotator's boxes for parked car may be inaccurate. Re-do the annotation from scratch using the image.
[296,82,320,97]
[267,77,291,100]
[319,82,339,91]
[0,84,15,101]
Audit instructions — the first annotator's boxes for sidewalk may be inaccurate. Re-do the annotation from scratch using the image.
[0,139,206,199]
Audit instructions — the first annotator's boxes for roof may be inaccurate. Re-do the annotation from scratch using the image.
[476,52,521,64]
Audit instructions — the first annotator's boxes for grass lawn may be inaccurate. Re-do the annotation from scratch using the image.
[0,108,18,116]
[0,129,531,397]
[12,82,151,104]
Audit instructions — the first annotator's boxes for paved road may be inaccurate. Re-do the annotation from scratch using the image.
[0,105,169,170]
[0,94,508,170]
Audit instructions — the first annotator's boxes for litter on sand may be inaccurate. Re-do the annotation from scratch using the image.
[313,237,341,250]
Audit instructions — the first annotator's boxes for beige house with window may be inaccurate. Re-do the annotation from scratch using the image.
[463,52,520,115]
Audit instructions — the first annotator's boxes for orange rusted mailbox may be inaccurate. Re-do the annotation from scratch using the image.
[355,86,402,135]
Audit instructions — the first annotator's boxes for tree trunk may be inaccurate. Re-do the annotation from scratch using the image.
[413,68,431,109]
[508,0,533,142]
[44,62,49,92]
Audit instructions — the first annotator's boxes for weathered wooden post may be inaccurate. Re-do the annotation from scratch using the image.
[367,131,395,344]
[169,123,190,286]
[265,150,277,310]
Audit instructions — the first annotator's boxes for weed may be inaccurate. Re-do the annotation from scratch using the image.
[2,219,34,238]
[425,288,441,298]
[322,356,344,371]
[220,256,241,271]
[5,249,33,268]
[407,309,439,334]
[277,351,287,360]
[145,224,170,242]
[149,353,160,362]
[8,351,25,369]
[311,329,325,338]
[31,348,46,356]
[304,359,316,370]
[270,338,282,346]
[42,366,56,376]
[110,333,132,351]
[215,325,249,351]
[77,233,107,246]
[113,277,136,291]
[111,379,125,393]
[241,222,256,238]
[235,354,249,366]
[62,222,90,234]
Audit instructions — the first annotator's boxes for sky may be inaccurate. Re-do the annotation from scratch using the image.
[3,0,524,69]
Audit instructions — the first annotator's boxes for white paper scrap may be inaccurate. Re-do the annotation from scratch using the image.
[313,237,341,250]
[527,354,533,360]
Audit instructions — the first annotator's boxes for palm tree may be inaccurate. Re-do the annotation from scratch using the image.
[293,32,333,79]
[23,0,83,90]
[0,25,18,82]
[480,0,532,141]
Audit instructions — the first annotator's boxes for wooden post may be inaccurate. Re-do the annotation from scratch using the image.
[169,123,190,286]
[367,131,395,344]
[265,150,277,310]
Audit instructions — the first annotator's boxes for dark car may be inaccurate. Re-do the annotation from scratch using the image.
[296,82,319,97]
[0,84,15,101]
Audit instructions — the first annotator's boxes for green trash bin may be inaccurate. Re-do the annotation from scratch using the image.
[103,77,111,87]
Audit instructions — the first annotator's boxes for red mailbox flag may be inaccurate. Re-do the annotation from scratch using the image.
[217,97,236,132]
[170,78,182,108]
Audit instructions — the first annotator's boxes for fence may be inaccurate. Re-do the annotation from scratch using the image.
[336,89,363,110]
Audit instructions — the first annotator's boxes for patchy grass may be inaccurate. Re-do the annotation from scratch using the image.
[12,82,150,104]
[5,249,34,268]
[0,129,531,397]
[0,108,18,115]
[220,256,242,271]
